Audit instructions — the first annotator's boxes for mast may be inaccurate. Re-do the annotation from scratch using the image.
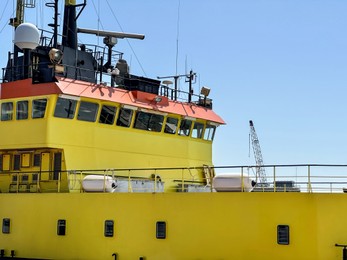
[62,0,77,48]
[62,0,86,49]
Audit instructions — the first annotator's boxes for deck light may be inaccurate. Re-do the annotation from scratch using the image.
[162,80,173,86]
[200,86,210,97]
[49,48,63,64]
[154,96,162,103]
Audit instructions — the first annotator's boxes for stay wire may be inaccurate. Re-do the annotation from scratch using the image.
[0,1,14,34]
[105,0,146,76]
[0,0,10,24]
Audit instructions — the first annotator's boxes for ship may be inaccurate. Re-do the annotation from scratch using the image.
[1,1,347,260]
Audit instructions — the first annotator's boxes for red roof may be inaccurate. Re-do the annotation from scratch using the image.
[1,77,225,124]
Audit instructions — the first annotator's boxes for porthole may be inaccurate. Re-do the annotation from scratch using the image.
[104,220,114,237]
[277,225,289,245]
[2,218,10,234]
[57,219,66,236]
[156,221,166,239]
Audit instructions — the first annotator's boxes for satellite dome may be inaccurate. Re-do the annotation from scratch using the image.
[14,23,40,50]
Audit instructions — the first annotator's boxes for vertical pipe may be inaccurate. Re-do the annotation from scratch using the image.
[23,49,30,79]
[58,172,61,192]
[308,165,312,193]
[181,169,184,192]
[174,76,178,101]
[188,70,193,103]
[53,0,58,48]
[241,167,244,192]
[80,171,83,193]
[210,167,213,193]
[103,171,106,193]
[273,166,276,192]
[128,170,131,192]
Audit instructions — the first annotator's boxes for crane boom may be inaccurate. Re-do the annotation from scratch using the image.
[249,120,268,187]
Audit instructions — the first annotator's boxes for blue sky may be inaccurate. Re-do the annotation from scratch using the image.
[1,0,347,167]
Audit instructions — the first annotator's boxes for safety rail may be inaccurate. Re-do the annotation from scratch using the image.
[3,164,347,193]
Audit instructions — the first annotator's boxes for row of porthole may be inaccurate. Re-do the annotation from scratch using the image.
[2,218,289,245]
[2,218,167,239]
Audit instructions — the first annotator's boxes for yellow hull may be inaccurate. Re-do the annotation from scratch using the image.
[0,192,345,259]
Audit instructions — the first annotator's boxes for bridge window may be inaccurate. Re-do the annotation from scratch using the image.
[179,119,192,136]
[164,117,178,134]
[99,105,117,125]
[192,122,204,139]
[16,101,28,120]
[1,102,13,121]
[32,99,47,119]
[116,108,133,127]
[134,112,163,132]
[54,97,77,119]
[77,101,99,122]
[203,124,216,141]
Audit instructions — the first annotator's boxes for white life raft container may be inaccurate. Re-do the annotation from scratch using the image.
[82,175,116,192]
[213,173,254,192]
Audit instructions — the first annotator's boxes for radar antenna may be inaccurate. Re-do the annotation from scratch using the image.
[249,120,268,187]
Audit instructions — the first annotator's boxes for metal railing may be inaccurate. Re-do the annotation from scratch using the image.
[3,164,347,194]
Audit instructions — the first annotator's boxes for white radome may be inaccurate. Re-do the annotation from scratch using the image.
[14,23,40,50]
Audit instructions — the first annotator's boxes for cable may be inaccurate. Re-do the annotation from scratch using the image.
[0,0,10,24]
[105,0,146,76]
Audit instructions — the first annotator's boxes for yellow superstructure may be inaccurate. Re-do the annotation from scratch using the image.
[0,79,220,194]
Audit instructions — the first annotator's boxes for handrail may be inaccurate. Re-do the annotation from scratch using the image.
[4,164,347,194]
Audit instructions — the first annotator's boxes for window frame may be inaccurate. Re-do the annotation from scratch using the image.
[32,98,48,119]
[116,107,134,128]
[54,97,78,119]
[203,124,216,141]
[77,101,99,122]
[192,121,204,139]
[134,111,164,132]
[99,105,117,125]
[1,102,14,121]
[178,119,193,137]
[164,116,179,135]
[16,100,29,120]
